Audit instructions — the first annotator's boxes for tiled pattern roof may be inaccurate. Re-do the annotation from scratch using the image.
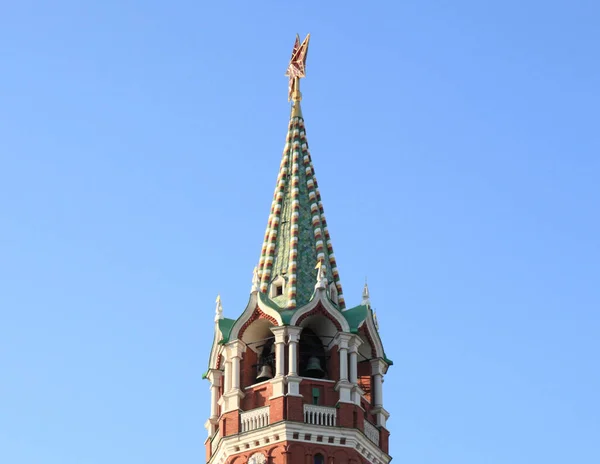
[257,107,345,310]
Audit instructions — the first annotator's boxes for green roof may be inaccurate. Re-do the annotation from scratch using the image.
[254,100,346,310]
[217,318,236,344]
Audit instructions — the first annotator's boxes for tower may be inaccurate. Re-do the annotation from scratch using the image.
[204,35,392,464]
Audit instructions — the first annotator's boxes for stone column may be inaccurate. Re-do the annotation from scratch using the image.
[221,340,246,412]
[348,336,363,405]
[286,326,303,396]
[204,369,222,436]
[334,332,353,403]
[224,356,232,394]
[370,358,390,427]
[270,326,287,398]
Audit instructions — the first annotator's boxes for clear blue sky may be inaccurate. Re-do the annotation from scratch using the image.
[1,1,599,463]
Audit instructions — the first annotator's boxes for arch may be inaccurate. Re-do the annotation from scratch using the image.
[228,293,283,342]
[290,294,350,333]
[298,327,327,379]
[236,308,279,341]
[360,311,385,359]
[313,453,325,464]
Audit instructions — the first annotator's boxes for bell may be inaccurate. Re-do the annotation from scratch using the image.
[256,364,273,382]
[304,356,325,378]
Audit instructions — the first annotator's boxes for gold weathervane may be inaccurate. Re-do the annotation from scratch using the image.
[286,33,310,102]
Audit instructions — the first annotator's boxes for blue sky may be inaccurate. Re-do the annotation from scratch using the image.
[1,1,599,463]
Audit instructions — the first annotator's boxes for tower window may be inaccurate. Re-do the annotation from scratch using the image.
[269,276,286,298]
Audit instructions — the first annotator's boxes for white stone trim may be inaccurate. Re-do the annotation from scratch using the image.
[289,292,350,332]
[227,293,283,341]
[208,420,391,464]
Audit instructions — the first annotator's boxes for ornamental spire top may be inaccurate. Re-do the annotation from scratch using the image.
[285,33,310,117]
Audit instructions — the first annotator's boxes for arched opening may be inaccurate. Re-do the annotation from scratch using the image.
[314,454,325,464]
[240,318,276,388]
[298,327,327,379]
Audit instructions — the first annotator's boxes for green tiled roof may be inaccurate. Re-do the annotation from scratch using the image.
[255,100,345,310]
[342,304,369,333]
[217,318,236,344]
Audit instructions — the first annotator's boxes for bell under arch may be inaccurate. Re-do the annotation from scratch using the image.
[240,317,276,387]
[297,314,338,379]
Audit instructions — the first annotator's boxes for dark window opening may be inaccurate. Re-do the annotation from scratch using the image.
[314,454,325,464]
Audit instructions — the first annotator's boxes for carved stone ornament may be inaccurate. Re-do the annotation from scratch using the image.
[248,452,267,464]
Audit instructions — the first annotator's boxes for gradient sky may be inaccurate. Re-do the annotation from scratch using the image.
[1,1,599,463]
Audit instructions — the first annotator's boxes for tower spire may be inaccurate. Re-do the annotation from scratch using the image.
[256,33,345,310]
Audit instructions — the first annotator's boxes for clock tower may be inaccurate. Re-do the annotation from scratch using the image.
[203,35,393,464]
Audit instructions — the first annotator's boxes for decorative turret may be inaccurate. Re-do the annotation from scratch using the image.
[203,35,393,464]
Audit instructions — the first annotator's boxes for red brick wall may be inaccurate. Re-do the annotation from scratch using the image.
[298,379,337,408]
[241,349,258,390]
[241,381,272,411]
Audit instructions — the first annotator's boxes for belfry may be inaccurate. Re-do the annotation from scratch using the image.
[204,35,392,464]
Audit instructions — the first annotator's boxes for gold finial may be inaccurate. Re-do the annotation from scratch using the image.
[286,33,310,114]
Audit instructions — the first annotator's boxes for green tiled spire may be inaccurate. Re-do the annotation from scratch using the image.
[256,98,345,310]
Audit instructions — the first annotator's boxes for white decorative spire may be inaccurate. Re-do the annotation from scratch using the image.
[361,280,371,306]
[214,294,223,322]
[251,266,260,293]
[315,259,328,290]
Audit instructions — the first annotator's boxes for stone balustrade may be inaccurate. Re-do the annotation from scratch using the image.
[364,419,380,446]
[240,406,270,433]
[303,404,337,427]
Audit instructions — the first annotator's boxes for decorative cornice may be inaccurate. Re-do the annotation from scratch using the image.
[208,420,391,464]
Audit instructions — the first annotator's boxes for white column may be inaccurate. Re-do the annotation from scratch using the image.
[349,351,358,384]
[371,358,390,427]
[221,340,246,412]
[205,369,222,437]
[334,333,353,403]
[339,344,349,381]
[373,372,383,407]
[286,326,303,396]
[287,327,302,376]
[224,357,232,393]
[231,354,241,390]
[348,336,363,405]
[270,326,288,398]
[208,370,222,419]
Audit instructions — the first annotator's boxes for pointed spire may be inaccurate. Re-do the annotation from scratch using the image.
[251,266,260,293]
[362,280,371,306]
[315,259,328,290]
[214,294,223,322]
[256,35,345,310]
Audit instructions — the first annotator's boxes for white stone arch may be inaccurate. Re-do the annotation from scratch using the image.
[358,310,385,360]
[228,293,284,342]
[289,291,350,333]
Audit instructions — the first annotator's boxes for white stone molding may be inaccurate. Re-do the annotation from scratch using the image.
[289,291,350,333]
[207,421,391,464]
[227,293,284,342]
